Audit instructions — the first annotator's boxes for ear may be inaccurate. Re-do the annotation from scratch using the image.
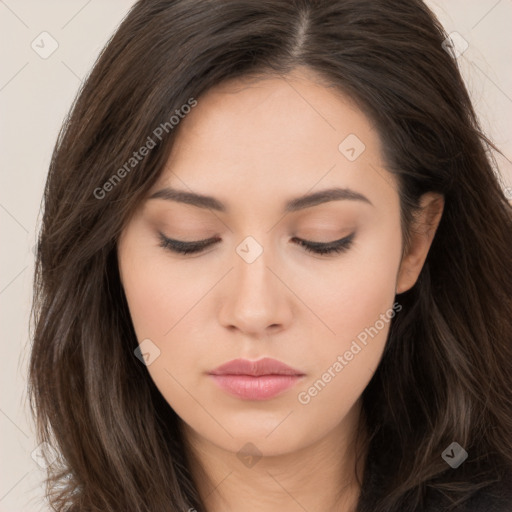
[396,192,444,294]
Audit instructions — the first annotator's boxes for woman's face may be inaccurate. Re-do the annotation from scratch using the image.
[117,67,415,458]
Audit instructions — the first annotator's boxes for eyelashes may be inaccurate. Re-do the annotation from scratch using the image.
[291,234,354,255]
[158,232,355,256]
[158,235,220,255]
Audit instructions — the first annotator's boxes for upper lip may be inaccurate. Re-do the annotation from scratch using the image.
[209,357,304,376]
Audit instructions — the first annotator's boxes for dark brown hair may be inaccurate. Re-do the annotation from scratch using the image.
[29,0,512,510]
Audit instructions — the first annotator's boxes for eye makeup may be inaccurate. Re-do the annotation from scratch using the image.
[157,232,355,256]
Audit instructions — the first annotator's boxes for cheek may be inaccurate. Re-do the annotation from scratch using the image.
[120,241,208,341]
[295,226,402,401]
[304,223,401,343]
[119,237,214,381]
[119,242,210,415]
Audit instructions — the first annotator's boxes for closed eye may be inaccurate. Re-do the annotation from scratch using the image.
[291,233,354,255]
[158,232,355,256]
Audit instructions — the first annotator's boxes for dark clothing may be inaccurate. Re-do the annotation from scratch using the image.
[357,443,512,512]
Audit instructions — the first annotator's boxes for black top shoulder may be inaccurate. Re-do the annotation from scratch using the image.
[357,444,512,512]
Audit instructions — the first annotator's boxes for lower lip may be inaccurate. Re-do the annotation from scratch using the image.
[209,374,304,400]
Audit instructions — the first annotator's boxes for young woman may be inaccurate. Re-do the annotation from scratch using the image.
[29,1,512,511]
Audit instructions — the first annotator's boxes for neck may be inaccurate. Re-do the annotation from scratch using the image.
[180,399,368,512]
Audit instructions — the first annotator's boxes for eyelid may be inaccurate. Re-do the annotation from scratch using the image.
[291,233,355,255]
[157,232,220,253]
[157,231,355,256]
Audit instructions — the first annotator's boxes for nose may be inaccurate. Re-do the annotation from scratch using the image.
[217,238,293,337]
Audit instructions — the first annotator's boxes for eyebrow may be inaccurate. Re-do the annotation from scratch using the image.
[148,186,373,213]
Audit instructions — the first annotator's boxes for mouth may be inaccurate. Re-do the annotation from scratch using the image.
[208,357,305,400]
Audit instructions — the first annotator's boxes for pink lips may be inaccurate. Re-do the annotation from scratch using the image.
[208,357,305,400]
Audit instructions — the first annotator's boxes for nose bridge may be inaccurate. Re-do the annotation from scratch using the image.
[220,233,290,333]
[233,234,275,298]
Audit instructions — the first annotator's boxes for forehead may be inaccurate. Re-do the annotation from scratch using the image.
[152,68,398,214]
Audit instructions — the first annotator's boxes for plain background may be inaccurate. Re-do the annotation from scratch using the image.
[1,1,511,510]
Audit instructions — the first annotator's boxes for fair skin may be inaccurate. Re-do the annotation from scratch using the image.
[117,66,444,512]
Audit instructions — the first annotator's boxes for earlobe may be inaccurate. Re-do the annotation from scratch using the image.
[396,193,444,294]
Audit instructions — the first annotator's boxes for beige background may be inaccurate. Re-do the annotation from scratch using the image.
[1,1,511,510]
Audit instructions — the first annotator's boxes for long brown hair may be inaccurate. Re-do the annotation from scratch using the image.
[29,0,512,510]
